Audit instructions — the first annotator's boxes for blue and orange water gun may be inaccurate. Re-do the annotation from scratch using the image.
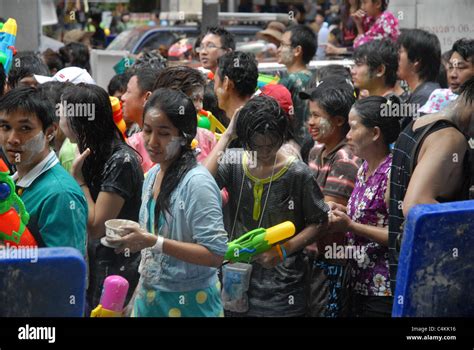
[0,18,17,74]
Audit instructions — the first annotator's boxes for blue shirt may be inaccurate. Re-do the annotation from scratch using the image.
[138,164,228,292]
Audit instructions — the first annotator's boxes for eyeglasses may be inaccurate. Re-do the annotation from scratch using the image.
[196,43,223,53]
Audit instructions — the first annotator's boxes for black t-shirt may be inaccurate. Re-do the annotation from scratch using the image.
[86,142,144,310]
[89,142,144,222]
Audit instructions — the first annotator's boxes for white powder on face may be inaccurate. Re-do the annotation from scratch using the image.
[16,131,47,166]
[318,118,333,137]
[165,136,183,161]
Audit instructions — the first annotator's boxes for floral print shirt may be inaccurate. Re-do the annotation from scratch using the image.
[346,154,392,296]
[354,11,400,48]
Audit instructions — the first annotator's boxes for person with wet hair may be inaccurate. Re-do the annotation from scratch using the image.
[328,95,402,317]
[109,88,228,317]
[60,83,144,312]
[204,95,329,317]
[301,77,362,317]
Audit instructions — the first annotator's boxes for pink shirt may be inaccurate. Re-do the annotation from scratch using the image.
[127,128,217,174]
[354,11,400,48]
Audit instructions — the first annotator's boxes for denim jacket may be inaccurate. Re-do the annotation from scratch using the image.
[138,164,228,292]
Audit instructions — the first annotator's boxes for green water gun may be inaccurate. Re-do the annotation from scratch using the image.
[225,221,296,263]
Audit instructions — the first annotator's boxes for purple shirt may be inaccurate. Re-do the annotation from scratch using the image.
[346,154,392,296]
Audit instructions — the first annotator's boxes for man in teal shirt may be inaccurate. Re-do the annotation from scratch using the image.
[0,87,87,255]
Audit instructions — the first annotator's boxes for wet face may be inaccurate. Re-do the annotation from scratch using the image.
[277,31,295,66]
[346,108,374,158]
[249,133,281,163]
[121,76,147,127]
[307,100,336,143]
[142,107,182,164]
[199,34,226,72]
[59,103,77,143]
[448,52,474,94]
[0,110,52,167]
[351,60,375,90]
[18,75,39,88]
[189,86,204,112]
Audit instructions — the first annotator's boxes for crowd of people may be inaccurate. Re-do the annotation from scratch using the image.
[0,0,473,318]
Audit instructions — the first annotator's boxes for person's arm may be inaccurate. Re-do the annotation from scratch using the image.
[402,129,467,217]
[329,209,388,246]
[325,195,348,207]
[110,227,223,267]
[80,187,125,240]
[202,107,242,177]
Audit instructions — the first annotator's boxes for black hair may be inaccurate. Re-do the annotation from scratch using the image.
[354,39,399,87]
[452,38,474,64]
[61,83,126,188]
[372,0,388,12]
[0,63,5,96]
[398,29,441,82]
[352,95,402,146]
[144,88,197,216]
[236,95,288,150]
[42,48,65,75]
[59,42,91,72]
[132,67,162,94]
[308,78,356,134]
[7,53,50,89]
[89,8,102,24]
[437,63,448,89]
[313,65,351,86]
[153,66,205,95]
[131,49,167,71]
[108,72,132,96]
[205,27,236,51]
[285,24,317,64]
[442,50,453,65]
[217,51,258,98]
[0,86,55,130]
[37,81,74,123]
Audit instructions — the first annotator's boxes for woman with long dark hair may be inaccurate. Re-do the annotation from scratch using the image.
[108,88,227,317]
[59,83,144,311]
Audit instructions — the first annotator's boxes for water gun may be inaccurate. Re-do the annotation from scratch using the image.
[0,159,37,247]
[91,275,129,317]
[0,18,17,74]
[197,109,226,136]
[257,73,280,90]
[110,96,127,140]
[225,221,296,263]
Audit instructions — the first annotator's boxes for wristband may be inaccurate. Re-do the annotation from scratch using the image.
[151,236,164,254]
[280,244,287,261]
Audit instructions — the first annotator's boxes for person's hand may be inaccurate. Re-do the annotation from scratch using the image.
[254,246,282,269]
[224,106,243,140]
[351,9,366,28]
[326,201,347,212]
[107,226,155,254]
[72,148,91,184]
[328,209,352,233]
[325,43,344,56]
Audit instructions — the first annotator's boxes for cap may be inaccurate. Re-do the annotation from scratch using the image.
[260,84,294,117]
[34,66,96,85]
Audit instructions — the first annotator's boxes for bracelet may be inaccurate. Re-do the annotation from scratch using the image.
[275,244,284,262]
[151,235,164,254]
[280,244,287,261]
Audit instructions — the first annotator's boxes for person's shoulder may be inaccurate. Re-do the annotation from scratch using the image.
[334,144,360,162]
[37,164,85,200]
[308,143,324,161]
[381,11,398,22]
